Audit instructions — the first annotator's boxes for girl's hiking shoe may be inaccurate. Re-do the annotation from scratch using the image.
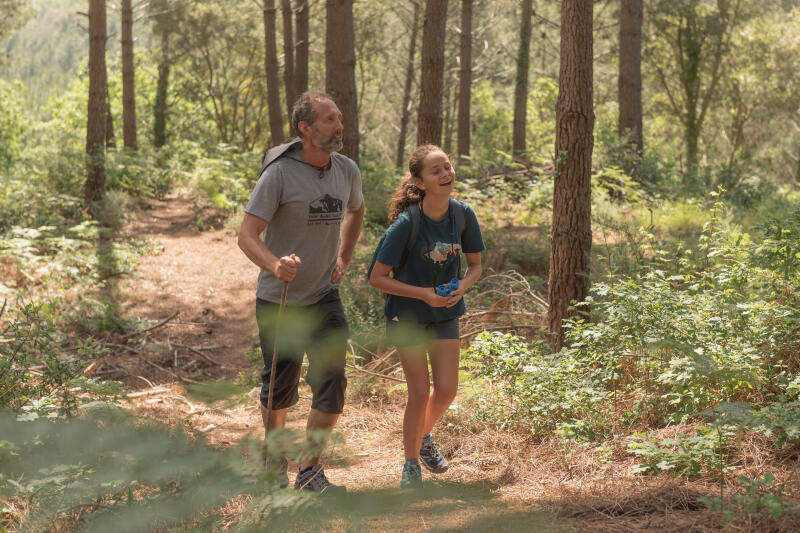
[401,459,423,489]
[419,433,449,473]
[294,464,346,494]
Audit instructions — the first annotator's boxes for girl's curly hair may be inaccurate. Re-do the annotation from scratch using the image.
[387,144,445,221]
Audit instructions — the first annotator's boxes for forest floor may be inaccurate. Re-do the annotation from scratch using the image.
[107,194,772,532]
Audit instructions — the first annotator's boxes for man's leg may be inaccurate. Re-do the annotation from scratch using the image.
[298,408,340,470]
[300,290,348,469]
[260,405,288,435]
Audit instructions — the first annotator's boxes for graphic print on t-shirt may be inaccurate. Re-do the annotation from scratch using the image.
[424,242,462,264]
[308,194,344,225]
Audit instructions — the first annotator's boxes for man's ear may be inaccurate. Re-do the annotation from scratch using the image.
[298,120,312,137]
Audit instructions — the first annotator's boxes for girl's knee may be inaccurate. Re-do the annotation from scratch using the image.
[407,385,430,405]
[433,385,457,404]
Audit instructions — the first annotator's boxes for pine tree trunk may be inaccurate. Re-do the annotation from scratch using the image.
[325,0,359,164]
[618,0,642,156]
[396,0,421,169]
[282,0,295,120]
[294,0,309,96]
[105,92,115,149]
[456,0,472,159]
[153,25,169,149]
[121,0,137,149]
[263,0,285,145]
[417,0,448,147]
[86,0,107,205]
[512,0,533,158]
[547,0,594,350]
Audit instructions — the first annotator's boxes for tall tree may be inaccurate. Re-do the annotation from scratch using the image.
[512,0,533,158]
[294,0,309,97]
[648,0,745,172]
[417,0,448,146]
[121,0,137,149]
[618,0,642,156]
[326,0,359,163]
[263,0,285,145]
[152,12,169,148]
[86,0,107,205]
[281,0,295,121]
[396,0,421,168]
[456,0,472,159]
[548,0,594,350]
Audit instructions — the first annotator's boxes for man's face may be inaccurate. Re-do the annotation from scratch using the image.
[308,99,343,152]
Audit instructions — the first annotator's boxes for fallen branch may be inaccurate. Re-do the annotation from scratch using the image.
[346,363,405,383]
[120,311,179,340]
[173,343,225,367]
[460,324,540,339]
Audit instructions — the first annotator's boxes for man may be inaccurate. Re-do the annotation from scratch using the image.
[238,91,364,492]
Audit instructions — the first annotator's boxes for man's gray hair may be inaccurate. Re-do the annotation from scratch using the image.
[291,91,334,136]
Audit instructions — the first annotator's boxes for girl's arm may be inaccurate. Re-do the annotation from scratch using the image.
[369,261,452,308]
[445,252,482,308]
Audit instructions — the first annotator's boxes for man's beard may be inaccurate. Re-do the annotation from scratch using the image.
[311,127,343,152]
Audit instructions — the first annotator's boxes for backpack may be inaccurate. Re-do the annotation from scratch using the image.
[258,137,303,178]
[367,198,467,283]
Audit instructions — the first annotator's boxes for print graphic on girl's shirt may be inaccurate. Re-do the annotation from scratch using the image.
[424,242,461,264]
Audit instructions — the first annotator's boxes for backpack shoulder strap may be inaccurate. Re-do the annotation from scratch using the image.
[396,202,421,274]
[450,198,466,236]
[258,137,303,178]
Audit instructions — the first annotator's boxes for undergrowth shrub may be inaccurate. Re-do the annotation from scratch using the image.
[464,199,800,458]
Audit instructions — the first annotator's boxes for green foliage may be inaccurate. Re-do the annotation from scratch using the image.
[0,79,27,172]
[0,411,318,531]
[465,199,800,458]
[700,472,800,522]
[0,301,125,413]
[628,427,729,476]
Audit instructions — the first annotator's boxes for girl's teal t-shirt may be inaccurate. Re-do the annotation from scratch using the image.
[375,200,485,323]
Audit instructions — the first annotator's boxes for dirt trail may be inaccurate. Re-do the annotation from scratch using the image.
[110,195,729,532]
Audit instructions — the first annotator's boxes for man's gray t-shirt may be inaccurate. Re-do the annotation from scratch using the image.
[245,146,363,305]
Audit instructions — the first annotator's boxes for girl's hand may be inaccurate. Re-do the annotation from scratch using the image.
[445,287,465,308]
[424,288,451,308]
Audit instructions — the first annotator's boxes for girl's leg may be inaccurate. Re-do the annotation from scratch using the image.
[423,338,460,435]
[398,343,431,461]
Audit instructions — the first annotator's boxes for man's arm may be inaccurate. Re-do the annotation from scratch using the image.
[237,213,300,281]
[331,201,365,284]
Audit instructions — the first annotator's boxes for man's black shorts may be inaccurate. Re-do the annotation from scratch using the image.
[256,288,348,414]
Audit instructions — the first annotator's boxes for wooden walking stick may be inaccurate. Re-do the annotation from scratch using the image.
[265,279,290,441]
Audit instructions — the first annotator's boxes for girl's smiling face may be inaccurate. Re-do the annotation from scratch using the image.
[414,151,455,196]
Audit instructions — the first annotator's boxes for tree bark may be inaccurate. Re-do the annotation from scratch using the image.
[618,0,642,156]
[294,0,309,97]
[325,0,359,164]
[121,0,137,149]
[263,0,285,145]
[456,0,472,159]
[104,90,115,149]
[153,23,169,149]
[417,0,448,147]
[86,0,107,205]
[281,0,295,120]
[396,0,422,169]
[512,0,533,158]
[547,0,594,351]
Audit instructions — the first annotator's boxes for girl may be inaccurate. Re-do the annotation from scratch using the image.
[369,145,484,488]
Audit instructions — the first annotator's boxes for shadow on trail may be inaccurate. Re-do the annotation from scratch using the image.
[267,481,564,532]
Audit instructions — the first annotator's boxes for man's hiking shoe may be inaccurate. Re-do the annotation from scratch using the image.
[401,459,423,489]
[294,464,346,494]
[419,433,449,473]
[266,456,289,488]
